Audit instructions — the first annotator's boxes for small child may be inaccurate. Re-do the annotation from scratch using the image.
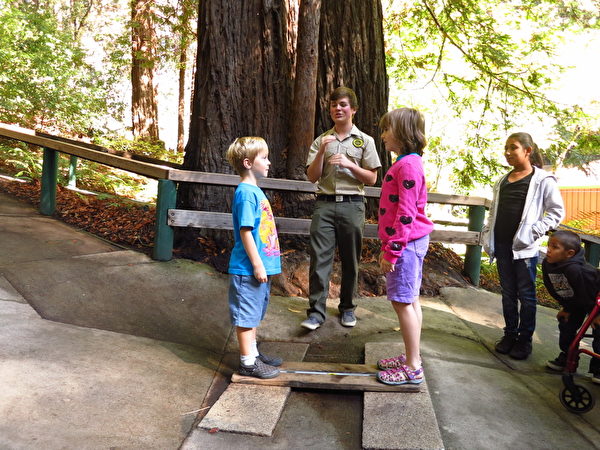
[542,230,600,383]
[225,137,282,379]
[376,108,434,385]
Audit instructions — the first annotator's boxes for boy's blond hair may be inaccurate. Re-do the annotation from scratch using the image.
[226,137,268,175]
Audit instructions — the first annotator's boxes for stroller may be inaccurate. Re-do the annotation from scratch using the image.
[559,294,600,413]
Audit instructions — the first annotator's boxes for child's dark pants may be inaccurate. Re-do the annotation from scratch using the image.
[559,309,600,374]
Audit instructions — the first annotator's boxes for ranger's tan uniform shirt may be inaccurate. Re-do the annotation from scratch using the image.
[306,125,381,195]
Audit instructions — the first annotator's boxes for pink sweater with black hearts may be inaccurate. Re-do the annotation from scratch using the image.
[378,154,434,264]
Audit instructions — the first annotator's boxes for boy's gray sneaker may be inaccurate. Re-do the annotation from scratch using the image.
[258,352,283,367]
[238,359,280,379]
[301,316,322,330]
[341,310,357,327]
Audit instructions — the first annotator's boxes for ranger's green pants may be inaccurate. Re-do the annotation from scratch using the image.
[307,199,365,322]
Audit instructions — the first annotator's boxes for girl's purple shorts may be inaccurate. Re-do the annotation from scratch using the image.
[386,234,429,303]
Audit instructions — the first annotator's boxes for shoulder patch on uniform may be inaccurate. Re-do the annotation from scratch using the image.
[352,138,364,148]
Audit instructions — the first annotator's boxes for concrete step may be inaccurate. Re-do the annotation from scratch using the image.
[363,342,444,450]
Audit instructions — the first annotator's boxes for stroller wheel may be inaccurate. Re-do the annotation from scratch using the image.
[560,384,595,414]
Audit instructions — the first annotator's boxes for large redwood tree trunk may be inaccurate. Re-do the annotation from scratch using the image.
[316,0,390,177]
[179,0,296,206]
[131,0,160,142]
[177,0,388,251]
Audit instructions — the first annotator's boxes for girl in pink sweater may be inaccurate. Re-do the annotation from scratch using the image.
[376,108,434,385]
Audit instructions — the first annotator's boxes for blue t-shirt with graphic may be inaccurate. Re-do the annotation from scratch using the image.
[228,183,281,275]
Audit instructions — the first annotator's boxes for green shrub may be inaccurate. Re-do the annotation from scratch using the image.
[94,136,183,164]
[0,141,43,181]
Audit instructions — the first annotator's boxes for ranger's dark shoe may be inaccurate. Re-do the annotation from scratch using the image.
[495,334,517,354]
[509,338,532,360]
[301,316,323,330]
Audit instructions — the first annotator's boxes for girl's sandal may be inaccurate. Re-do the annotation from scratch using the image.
[377,354,407,369]
[376,364,424,385]
[377,354,422,370]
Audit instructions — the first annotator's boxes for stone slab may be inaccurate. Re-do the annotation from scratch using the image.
[2,256,232,349]
[0,188,38,215]
[199,384,291,436]
[363,342,444,450]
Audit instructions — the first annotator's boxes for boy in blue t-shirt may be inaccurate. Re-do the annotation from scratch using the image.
[225,137,282,379]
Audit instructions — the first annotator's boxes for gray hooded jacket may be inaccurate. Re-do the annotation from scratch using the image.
[482,167,565,261]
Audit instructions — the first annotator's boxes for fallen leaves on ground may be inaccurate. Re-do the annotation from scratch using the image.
[0,178,156,251]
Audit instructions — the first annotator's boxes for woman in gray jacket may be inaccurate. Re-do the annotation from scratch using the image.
[482,132,564,360]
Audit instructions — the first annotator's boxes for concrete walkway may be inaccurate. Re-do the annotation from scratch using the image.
[1,190,599,449]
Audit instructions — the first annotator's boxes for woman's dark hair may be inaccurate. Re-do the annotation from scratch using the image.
[330,86,359,110]
[550,230,582,252]
[508,132,543,168]
[379,108,427,155]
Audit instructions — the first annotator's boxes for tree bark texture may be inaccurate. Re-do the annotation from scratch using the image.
[286,0,321,181]
[179,0,297,217]
[316,0,391,178]
[177,0,389,250]
[131,0,160,142]
[177,44,187,153]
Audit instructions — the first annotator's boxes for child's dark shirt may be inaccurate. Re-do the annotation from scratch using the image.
[542,247,600,314]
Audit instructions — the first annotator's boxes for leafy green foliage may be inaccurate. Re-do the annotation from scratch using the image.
[94,136,183,164]
[0,141,43,181]
[0,140,150,199]
[73,160,149,198]
[383,0,600,192]
[546,108,600,172]
[0,1,124,133]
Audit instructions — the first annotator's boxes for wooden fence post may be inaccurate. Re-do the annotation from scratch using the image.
[584,241,600,268]
[153,179,177,261]
[463,205,486,286]
[68,156,78,187]
[40,147,58,215]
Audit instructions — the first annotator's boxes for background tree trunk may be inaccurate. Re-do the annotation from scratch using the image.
[176,0,297,250]
[283,0,322,218]
[131,0,160,142]
[316,0,390,178]
[286,0,321,181]
[177,44,187,153]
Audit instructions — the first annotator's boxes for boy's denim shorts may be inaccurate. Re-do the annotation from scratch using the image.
[228,274,271,328]
[386,234,429,303]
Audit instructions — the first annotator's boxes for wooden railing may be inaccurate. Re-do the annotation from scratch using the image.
[0,123,496,283]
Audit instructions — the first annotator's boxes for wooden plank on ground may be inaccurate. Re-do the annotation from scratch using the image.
[363,342,444,449]
[231,361,420,392]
